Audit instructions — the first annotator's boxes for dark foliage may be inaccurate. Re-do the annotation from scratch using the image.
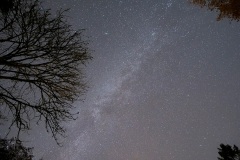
[0,0,14,15]
[0,137,33,160]
[218,144,240,160]
[0,0,92,144]
[190,0,240,21]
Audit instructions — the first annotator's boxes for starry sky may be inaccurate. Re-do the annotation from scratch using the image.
[11,0,240,160]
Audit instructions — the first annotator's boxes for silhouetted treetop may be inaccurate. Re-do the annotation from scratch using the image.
[190,0,240,21]
[218,144,240,160]
[0,137,34,160]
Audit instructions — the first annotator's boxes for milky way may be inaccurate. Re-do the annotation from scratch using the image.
[7,0,240,160]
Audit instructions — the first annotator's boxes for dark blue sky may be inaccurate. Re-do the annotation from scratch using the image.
[14,0,240,159]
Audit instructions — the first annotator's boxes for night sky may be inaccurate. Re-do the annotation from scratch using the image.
[11,0,240,159]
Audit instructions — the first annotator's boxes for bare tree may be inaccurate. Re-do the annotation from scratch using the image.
[190,0,240,21]
[0,0,92,143]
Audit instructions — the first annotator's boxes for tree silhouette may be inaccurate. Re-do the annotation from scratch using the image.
[0,0,92,143]
[0,137,34,160]
[218,144,240,160]
[190,0,240,21]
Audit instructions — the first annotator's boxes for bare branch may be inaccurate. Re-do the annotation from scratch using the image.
[0,0,92,144]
